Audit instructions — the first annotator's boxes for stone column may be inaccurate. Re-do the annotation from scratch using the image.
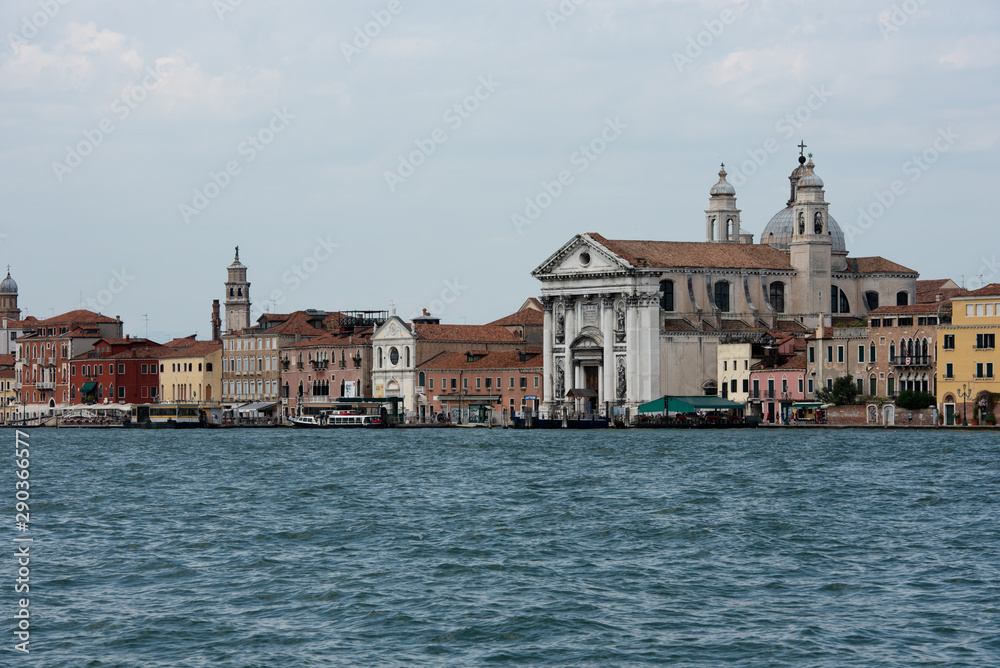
[563,296,576,397]
[602,294,616,406]
[626,295,638,407]
[542,297,554,412]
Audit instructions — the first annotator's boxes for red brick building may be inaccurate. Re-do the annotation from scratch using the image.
[15,310,124,419]
[417,350,543,424]
[282,328,374,415]
[69,337,166,405]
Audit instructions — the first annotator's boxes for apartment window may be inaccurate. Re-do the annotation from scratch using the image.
[496,378,501,389]
[118,364,125,375]
[809,347,815,364]
[870,377,877,395]
[744,379,750,393]
[141,364,147,374]
[485,378,491,389]
[870,344,876,363]
[943,335,955,350]
[782,379,788,394]
[870,319,881,328]
[808,379,814,393]
[509,377,515,389]
[429,378,434,390]
[419,372,426,387]
[827,379,833,390]
[463,378,468,389]
[450,378,457,390]
[883,319,894,327]
[837,346,844,363]
[731,379,738,394]
[976,333,995,350]
[535,376,539,388]
[118,386,125,399]
[858,345,865,363]
[520,377,527,389]
[827,346,833,363]
[989,363,995,379]
[898,317,913,327]
[856,378,864,395]
[724,361,728,371]
[797,378,803,393]
[887,377,895,396]
[476,377,481,390]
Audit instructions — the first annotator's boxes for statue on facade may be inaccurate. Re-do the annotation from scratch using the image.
[556,361,565,399]
[616,357,626,400]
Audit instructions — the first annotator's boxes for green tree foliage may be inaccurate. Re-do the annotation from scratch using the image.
[895,390,936,410]
[816,375,859,406]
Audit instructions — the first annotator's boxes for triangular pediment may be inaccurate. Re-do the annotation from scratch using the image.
[372,315,414,343]
[532,234,632,278]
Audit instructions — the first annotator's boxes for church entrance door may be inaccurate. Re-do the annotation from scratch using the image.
[584,366,599,413]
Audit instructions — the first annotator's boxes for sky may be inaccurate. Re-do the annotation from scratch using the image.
[2,0,998,342]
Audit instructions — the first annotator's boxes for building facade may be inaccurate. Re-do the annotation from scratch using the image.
[937,285,1000,425]
[158,339,223,404]
[533,152,919,414]
[69,338,165,405]
[867,303,947,399]
[282,329,374,416]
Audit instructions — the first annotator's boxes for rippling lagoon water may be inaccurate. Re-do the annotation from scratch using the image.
[6,427,1000,666]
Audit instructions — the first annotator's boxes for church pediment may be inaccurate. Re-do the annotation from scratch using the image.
[532,234,631,278]
[372,315,414,343]
[570,327,605,350]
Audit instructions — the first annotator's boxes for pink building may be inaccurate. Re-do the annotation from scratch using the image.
[281,329,374,417]
[750,353,807,423]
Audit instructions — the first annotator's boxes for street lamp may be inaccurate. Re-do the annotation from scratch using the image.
[957,382,973,427]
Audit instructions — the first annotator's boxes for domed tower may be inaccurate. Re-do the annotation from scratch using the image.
[225,247,251,334]
[0,267,20,320]
[788,156,833,325]
[705,164,742,242]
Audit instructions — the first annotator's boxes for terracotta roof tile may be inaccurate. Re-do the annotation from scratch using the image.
[957,283,1000,298]
[488,309,544,327]
[870,303,952,315]
[36,309,121,325]
[0,354,14,367]
[0,368,14,379]
[413,324,521,343]
[417,350,543,371]
[158,341,222,359]
[842,257,918,275]
[587,233,794,270]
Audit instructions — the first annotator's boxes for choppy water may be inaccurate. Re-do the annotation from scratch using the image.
[4,427,999,666]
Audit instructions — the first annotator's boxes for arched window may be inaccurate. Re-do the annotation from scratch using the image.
[377,348,383,368]
[659,279,675,312]
[896,291,909,306]
[405,347,411,368]
[864,291,879,311]
[921,339,928,362]
[890,342,896,361]
[229,288,234,297]
[237,288,243,297]
[727,218,735,239]
[769,282,785,313]
[714,281,730,312]
[798,212,805,234]
[831,285,849,314]
[418,372,425,387]
[814,211,823,234]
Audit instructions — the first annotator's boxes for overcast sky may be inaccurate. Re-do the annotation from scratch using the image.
[2,0,998,341]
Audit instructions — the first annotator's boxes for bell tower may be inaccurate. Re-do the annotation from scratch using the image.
[705,164,741,242]
[225,247,251,334]
[0,267,19,320]
[788,153,833,326]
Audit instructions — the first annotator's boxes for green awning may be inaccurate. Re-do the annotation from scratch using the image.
[638,396,745,414]
[80,382,98,393]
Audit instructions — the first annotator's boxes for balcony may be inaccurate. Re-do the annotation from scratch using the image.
[37,381,55,391]
[47,357,57,366]
[310,359,329,371]
[749,390,776,401]
[890,356,931,368]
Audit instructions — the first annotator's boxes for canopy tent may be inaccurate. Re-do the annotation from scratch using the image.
[237,402,278,414]
[791,402,824,409]
[638,396,745,414]
[80,382,98,393]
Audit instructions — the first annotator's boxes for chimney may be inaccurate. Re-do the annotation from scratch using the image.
[936,292,943,303]
[212,300,222,341]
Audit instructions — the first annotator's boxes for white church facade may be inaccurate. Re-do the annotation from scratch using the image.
[532,152,919,415]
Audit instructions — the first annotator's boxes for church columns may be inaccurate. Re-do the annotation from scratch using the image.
[602,294,616,406]
[542,298,554,410]
[626,296,639,405]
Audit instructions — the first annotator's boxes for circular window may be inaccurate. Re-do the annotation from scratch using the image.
[579,252,591,266]
[389,347,400,365]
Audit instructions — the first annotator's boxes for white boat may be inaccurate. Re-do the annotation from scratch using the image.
[289,411,384,428]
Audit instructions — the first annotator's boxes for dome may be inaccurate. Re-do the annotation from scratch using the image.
[761,207,847,254]
[0,271,16,295]
[797,158,824,188]
[710,164,736,196]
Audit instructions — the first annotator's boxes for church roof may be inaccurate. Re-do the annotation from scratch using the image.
[760,207,847,254]
[841,257,918,276]
[413,324,522,343]
[586,233,794,271]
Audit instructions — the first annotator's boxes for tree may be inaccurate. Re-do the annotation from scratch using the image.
[895,390,935,410]
[816,375,859,405]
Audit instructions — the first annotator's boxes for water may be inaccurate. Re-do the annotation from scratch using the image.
[6,427,999,666]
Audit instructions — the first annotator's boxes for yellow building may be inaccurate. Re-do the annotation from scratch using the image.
[0,367,15,424]
[937,284,1000,425]
[158,339,223,404]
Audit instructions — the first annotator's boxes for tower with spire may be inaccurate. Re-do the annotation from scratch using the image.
[705,164,742,242]
[225,247,251,335]
[788,151,833,325]
[0,267,20,321]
